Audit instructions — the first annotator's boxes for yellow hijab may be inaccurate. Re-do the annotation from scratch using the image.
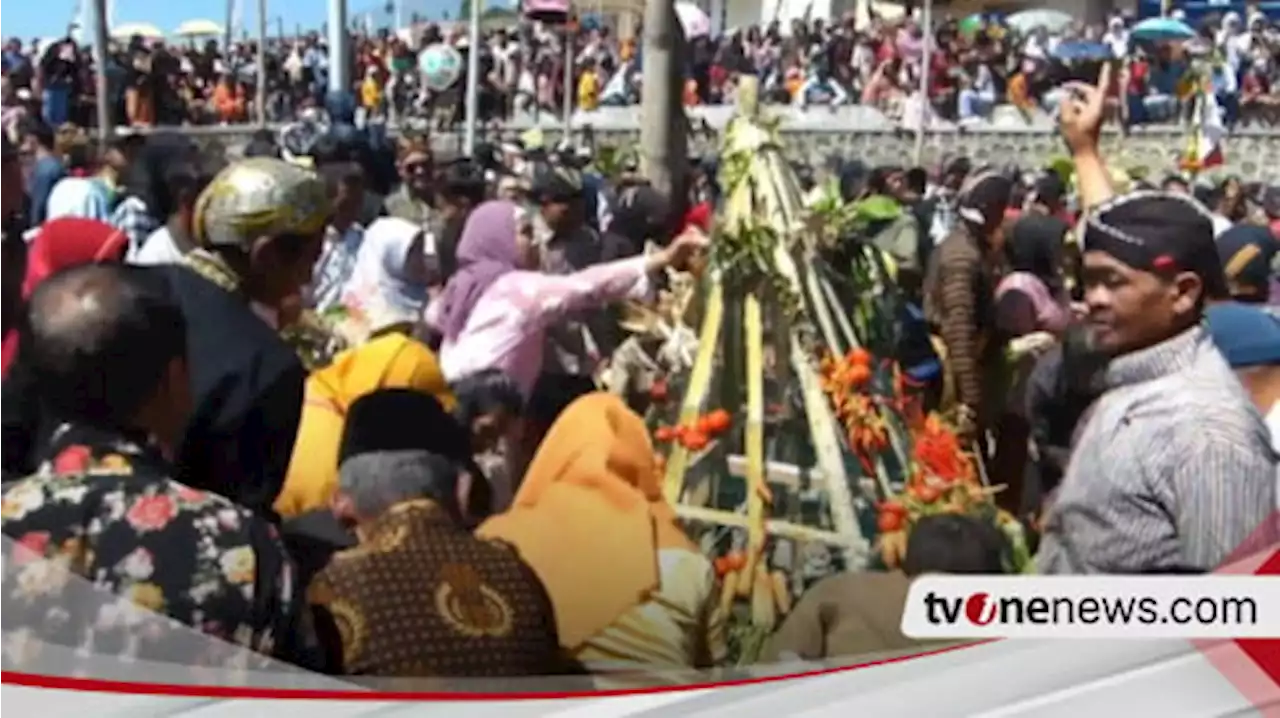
[274,334,455,518]
[477,393,694,650]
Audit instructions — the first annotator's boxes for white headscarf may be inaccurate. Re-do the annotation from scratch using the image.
[341,216,430,337]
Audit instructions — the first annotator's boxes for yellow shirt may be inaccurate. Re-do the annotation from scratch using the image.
[577,71,600,112]
[361,78,382,109]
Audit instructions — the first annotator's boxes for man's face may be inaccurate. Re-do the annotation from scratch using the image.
[331,175,366,227]
[540,198,572,231]
[1221,181,1247,220]
[102,148,128,173]
[470,407,513,454]
[399,151,433,194]
[1082,250,1200,356]
[252,230,325,306]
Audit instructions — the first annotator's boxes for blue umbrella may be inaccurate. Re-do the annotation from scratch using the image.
[1130,17,1197,42]
[1053,41,1114,61]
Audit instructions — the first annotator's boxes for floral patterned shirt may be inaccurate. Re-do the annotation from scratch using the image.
[2,424,303,669]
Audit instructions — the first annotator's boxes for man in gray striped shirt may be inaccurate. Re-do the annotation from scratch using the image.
[1036,191,1279,574]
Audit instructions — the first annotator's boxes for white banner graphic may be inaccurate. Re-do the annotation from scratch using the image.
[901,576,1280,639]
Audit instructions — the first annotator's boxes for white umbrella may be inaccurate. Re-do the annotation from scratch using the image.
[871,1,907,21]
[111,22,165,40]
[674,2,711,39]
[1005,9,1073,34]
[175,19,223,37]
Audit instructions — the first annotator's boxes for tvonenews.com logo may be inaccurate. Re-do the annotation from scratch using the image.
[900,577,1280,639]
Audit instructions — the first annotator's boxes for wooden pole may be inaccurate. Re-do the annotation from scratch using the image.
[561,25,573,137]
[92,0,112,147]
[912,0,931,166]
[639,0,687,200]
[256,0,268,126]
[224,0,235,53]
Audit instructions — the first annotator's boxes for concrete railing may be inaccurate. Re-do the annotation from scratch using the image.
[158,108,1280,182]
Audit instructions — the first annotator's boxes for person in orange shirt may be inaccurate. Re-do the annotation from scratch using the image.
[683,78,699,106]
[212,75,245,124]
[784,65,805,101]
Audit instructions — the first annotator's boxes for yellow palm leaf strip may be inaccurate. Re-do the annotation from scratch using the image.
[663,279,725,504]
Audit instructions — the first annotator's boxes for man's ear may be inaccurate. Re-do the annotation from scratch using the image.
[330,490,358,528]
[1169,269,1204,318]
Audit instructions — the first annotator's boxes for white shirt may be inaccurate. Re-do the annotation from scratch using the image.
[1211,214,1233,238]
[1103,30,1129,59]
[129,226,186,266]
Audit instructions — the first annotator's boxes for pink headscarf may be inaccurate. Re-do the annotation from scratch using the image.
[435,200,523,341]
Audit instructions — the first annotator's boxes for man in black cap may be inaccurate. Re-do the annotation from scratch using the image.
[1037,189,1278,573]
[307,389,566,677]
[431,158,488,286]
[529,159,627,384]
[604,183,675,262]
[1038,69,1277,573]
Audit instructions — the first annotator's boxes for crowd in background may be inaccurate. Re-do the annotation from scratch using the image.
[4,7,1280,133]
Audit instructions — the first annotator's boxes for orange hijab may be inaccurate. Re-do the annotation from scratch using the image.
[477,393,694,650]
[274,334,455,518]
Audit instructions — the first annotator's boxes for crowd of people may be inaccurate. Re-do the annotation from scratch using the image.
[5,7,1280,134]
[0,60,1277,681]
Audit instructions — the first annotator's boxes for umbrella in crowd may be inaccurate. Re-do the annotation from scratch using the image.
[1005,8,1073,33]
[674,2,712,39]
[1130,16,1198,42]
[111,22,164,39]
[958,14,986,37]
[418,43,464,91]
[174,19,224,38]
[1053,41,1114,61]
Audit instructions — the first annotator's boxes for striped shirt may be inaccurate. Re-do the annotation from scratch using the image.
[1037,325,1279,574]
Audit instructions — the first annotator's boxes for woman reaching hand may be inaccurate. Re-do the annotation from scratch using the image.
[427,199,709,400]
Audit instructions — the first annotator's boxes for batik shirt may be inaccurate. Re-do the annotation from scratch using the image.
[2,423,301,669]
[308,499,567,677]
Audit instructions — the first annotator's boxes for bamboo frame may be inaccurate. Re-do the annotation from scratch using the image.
[662,75,872,592]
[675,505,857,548]
[742,293,767,598]
[663,279,725,504]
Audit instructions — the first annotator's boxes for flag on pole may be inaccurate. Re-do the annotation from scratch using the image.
[1180,85,1225,173]
[69,0,85,43]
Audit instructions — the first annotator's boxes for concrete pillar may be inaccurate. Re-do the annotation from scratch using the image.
[328,0,350,93]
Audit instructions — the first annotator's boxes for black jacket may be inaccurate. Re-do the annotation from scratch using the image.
[1,265,305,515]
[156,265,306,514]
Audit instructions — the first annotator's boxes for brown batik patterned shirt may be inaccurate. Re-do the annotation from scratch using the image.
[307,499,567,677]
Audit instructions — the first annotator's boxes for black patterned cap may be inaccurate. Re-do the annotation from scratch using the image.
[1083,190,1228,299]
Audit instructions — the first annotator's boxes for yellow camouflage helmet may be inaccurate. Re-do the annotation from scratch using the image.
[193,158,331,249]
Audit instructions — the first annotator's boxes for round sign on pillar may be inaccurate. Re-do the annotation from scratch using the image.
[418,43,463,91]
